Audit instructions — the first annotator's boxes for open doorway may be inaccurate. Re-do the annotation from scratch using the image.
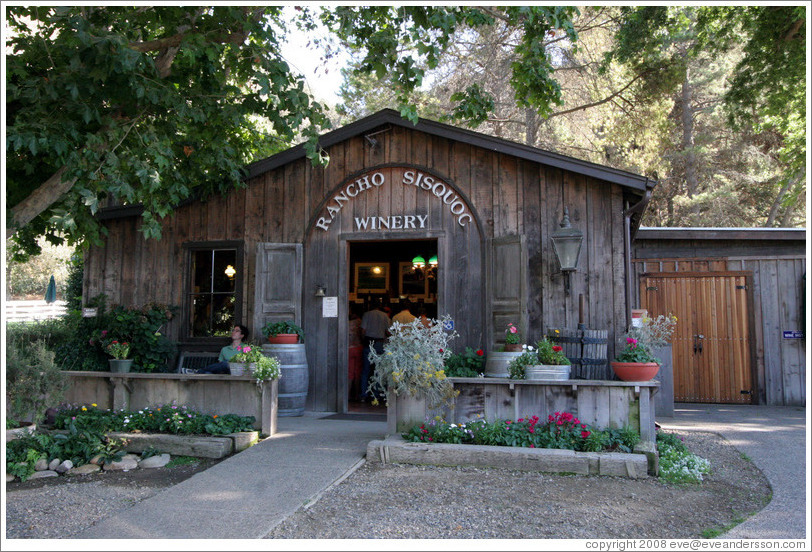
[347,239,439,413]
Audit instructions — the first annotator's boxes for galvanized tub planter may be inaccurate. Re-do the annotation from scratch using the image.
[263,343,308,417]
[524,364,571,381]
[484,351,524,378]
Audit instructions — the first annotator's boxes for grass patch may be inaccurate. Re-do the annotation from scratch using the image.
[700,515,749,538]
[166,456,200,468]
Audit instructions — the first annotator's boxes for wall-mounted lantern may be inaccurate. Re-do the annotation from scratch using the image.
[550,207,584,296]
[314,285,327,297]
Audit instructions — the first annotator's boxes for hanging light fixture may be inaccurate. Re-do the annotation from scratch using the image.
[550,207,584,296]
[412,255,426,269]
[428,255,438,267]
[224,265,236,279]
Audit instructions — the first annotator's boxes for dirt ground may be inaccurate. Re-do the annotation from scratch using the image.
[6,429,773,540]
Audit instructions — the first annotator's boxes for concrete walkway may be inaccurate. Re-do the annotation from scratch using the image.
[74,404,808,540]
[75,413,387,539]
[658,403,808,540]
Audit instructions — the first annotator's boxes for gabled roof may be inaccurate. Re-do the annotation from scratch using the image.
[246,108,656,194]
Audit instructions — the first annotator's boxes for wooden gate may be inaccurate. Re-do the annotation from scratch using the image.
[640,272,754,404]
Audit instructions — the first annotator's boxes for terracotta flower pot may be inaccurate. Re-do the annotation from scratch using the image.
[504,343,522,352]
[267,333,299,344]
[611,361,660,382]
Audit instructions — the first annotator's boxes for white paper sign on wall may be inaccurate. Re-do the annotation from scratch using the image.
[322,296,338,318]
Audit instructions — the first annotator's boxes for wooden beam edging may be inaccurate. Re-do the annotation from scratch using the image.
[62,372,278,436]
[367,435,651,478]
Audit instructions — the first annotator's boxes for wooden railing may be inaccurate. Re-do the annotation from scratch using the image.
[4,300,67,322]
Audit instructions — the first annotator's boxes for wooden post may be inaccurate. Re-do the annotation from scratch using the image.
[260,379,278,436]
[110,376,131,412]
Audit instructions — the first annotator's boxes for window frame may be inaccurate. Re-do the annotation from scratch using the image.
[181,241,244,344]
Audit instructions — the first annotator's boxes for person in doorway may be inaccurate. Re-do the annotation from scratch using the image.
[416,306,431,328]
[348,310,363,401]
[391,300,416,327]
[188,324,249,374]
[360,299,390,401]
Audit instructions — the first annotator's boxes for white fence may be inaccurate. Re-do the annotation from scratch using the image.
[4,300,68,322]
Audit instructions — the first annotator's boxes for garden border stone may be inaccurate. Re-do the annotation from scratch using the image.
[366,435,650,479]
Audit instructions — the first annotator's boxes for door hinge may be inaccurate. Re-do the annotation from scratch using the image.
[646,286,658,291]
[740,390,752,395]
[736,285,747,290]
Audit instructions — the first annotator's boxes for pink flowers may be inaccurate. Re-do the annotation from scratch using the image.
[626,337,638,348]
[581,430,591,439]
[509,325,518,334]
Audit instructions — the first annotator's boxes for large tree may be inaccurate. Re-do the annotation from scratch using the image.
[6,5,582,258]
[606,5,806,226]
[5,5,335,258]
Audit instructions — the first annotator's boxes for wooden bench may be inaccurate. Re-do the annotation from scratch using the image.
[176,351,220,373]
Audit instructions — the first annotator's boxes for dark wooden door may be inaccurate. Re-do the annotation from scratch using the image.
[487,235,527,350]
[641,272,754,404]
[253,243,303,333]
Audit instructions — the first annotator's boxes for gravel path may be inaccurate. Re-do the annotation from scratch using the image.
[267,430,772,539]
[5,430,771,540]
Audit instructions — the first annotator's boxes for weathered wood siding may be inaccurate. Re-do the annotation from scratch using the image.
[86,126,630,412]
[632,231,806,406]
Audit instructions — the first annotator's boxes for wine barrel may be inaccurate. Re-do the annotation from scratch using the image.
[262,343,309,416]
[547,328,609,380]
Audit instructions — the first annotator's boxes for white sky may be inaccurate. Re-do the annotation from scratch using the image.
[278,5,350,106]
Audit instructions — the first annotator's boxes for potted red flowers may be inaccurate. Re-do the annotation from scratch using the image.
[611,337,660,381]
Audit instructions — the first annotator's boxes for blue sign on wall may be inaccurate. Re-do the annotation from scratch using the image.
[783,330,804,339]
[443,319,455,331]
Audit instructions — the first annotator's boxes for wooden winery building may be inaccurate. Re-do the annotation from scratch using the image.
[86,109,805,412]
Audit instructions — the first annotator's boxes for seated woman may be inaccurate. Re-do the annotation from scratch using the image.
[189,325,249,374]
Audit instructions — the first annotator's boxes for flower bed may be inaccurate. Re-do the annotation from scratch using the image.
[53,403,256,436]
[402,412,640,453]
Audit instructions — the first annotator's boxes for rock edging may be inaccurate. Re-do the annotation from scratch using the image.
[6,431,259,483]
[367,435,651,479]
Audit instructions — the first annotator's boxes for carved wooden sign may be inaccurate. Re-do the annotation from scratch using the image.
[315,168,473,231]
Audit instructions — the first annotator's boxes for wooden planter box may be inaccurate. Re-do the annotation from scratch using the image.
[387,378,659,449]
[62,372,278,436]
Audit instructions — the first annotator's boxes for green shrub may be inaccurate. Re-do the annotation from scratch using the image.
[63,252,84,312]
[443,347,485,377]
[657,430,711,484]
[6,339,68,424]
[55,296,178,373]
[6,426,128,481]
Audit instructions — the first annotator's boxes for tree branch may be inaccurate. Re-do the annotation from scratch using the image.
[548,73,644,119]
[7,167,76,239]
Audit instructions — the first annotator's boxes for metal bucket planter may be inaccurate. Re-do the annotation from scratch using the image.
[263,343,309,416]
[108,359,134,373]
[228,362,256,376]
[525,364,571,381]
[484,351,524,378]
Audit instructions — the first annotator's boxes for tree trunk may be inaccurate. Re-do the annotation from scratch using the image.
[765,179,791,227]
[525,107,539,146]
[680,74,698,200]
[6,167,76,239]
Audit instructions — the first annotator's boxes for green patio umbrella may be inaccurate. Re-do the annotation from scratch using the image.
[44,275,57,304]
